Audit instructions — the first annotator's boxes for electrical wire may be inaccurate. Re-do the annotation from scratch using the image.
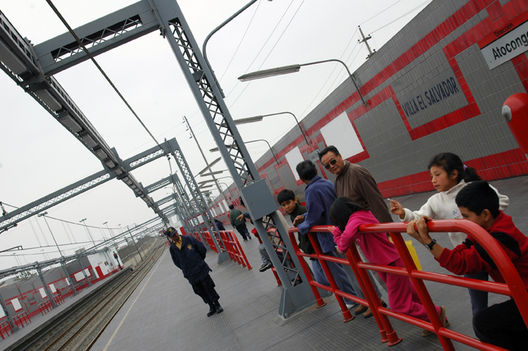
[299,0,429,119]
[34,217,50,246]
[45,0,164,151]
[360,0,401,26]
[218,0,262,82]
[225,0,298,104]
[1,201,121,230]
[370,0,430,34]
[45,1,178,217]
[299,28,360,118]
[256,0,305,70]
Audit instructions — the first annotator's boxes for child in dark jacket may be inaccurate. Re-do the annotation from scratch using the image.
[330,197,448,335]
[277,189,312,254]
[407,181,528,350]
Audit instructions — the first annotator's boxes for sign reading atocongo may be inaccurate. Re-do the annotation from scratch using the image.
[479,12,528,69]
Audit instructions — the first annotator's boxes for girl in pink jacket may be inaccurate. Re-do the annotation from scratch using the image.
[330,197,448,335]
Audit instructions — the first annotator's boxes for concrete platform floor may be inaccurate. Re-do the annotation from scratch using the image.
[90,176,528,351]
[3,176,525,350]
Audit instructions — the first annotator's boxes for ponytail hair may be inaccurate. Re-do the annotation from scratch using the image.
[329,197,365,232]
[462,166,481,182]
[428,152,481,183]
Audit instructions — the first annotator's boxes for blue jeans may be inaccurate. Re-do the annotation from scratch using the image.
[465,271,489,316]
[235,224,249,240]
[311,250,359,305]
[259,244,271,265]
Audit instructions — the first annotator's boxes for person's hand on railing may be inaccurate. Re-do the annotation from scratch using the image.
[407,216,443,258]
[406,216,431,244]
[293,214,305,226]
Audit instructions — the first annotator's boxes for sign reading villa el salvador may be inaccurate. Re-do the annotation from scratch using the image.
[400,77,460,118]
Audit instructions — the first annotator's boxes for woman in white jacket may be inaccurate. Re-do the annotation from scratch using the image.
[390,152,509,318]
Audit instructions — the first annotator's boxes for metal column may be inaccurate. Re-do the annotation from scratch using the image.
[151,0,316,316]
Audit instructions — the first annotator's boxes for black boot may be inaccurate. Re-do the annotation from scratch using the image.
[207,303,216,317]
[214,300,223,314]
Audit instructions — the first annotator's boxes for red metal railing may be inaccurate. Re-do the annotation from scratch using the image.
[252,228,282,286]
[289,219,528,350]
[219,230,252,270]
[199,231,218,253]
[198,230,252,270]
[0,319,12,339]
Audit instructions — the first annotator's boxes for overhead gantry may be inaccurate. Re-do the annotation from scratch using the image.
[0,0,317,316]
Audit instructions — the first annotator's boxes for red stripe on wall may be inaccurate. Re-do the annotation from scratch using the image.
[378,148,528,197]
[256,1,528,190]
[513,54,528,91]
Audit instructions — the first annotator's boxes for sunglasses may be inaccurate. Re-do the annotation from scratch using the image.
[323,159,337,169]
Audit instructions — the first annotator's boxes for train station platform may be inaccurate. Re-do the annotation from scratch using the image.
[89,175,528,351]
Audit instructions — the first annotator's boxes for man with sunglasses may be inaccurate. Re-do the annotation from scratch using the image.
[164,227,223,317]
[319,145,392,223]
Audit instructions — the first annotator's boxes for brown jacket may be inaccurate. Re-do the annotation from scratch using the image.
[334,161,393,223]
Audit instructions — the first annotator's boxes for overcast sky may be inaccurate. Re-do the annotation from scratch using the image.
[0,0,431,269]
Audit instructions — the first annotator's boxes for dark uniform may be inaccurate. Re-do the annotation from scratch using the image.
[165,227,223,316]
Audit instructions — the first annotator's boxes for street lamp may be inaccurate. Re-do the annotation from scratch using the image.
[238,58,368,106]
[196,156,222,175]
[103,220,116,241]
[38,211,63,257]
[199,170,225,177]
[210,138,279,166]
[38,212,76,294]
[202,0,267,97]
[0,245,22,254]
[79,218,96,247]
[234,112,311,146]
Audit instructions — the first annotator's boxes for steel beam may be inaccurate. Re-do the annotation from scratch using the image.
[150,0,316,316]
[0,138,178,232]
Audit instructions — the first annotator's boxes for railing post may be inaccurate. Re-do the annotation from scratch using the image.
[306,232,354,322]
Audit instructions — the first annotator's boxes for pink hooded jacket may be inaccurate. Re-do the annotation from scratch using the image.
[333,210,400,266]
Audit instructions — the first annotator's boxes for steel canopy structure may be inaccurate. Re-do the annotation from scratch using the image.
[0,0,317,316]
[0,9,169,232]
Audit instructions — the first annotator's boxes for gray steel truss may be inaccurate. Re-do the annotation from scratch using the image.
[171,173,202,236]
[147,174,191,233]
[0,139,180,232]
[156,194,174,207]
[151,0,316,316]
[0,10,168,230]
[148,172,212,244]
[145,175,173,194]
[169,140,227,261]
[170,177,199,235]
[1,0,316,316]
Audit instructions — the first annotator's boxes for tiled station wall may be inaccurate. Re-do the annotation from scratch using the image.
[245,0,528,202]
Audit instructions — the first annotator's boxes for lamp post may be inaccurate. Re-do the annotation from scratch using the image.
[79,218,96,247]
[234,112,311,146]
[0,245,22,254]
[199,170,225,177]
[183,116,224,199]
[202,0,263,98]
[238,58,368,106]
[38,212,63,257]
[38,212,76,295]
[103,221,114,239]
[211,138,280,166]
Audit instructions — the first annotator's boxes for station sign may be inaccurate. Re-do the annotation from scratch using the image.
[479,12,528,69]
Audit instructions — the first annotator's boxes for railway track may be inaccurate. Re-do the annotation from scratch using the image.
[6,241,166,351]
